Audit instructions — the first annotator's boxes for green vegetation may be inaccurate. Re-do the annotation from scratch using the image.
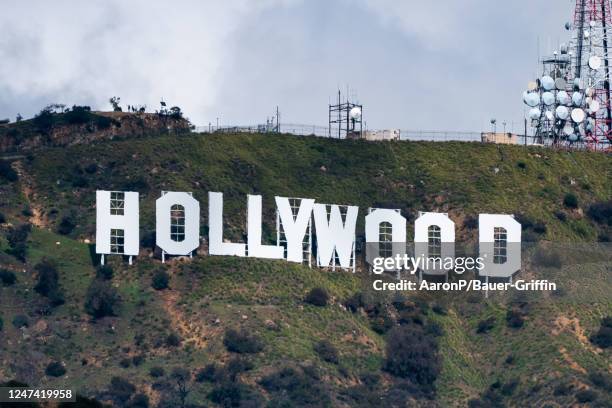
[0,132,609,406]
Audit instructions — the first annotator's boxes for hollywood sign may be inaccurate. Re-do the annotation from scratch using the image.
[95,191,522,277]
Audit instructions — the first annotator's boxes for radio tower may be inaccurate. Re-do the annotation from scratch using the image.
[523,0,612,150]
[573,0,612,149]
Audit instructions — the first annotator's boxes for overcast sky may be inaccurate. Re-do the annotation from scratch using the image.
[1,0,571,132]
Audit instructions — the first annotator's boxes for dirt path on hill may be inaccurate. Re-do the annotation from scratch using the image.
[11,160,46,228]
[159,271,223,350]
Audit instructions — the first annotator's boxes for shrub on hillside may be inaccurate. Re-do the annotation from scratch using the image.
[506,309,525,329]
[589,370,612,392]
[63,105,91,125]
[84,280,120,318]
[0,160,18,182]
[166,333,181,347]
[590,316,612,348]
[314,340,339,364]
[587,200,612,226]
[0,269,17,286]
[195,364,218,383]
[151,270,170,290]
[223,328,263,354]
[57,214,77,235]
[6,223,31,262]
[563,193,579,209]
[384,325,440,389]
[259,366,330,407]
[33,106,56,133]
[45,362,66,377]
[34,259,65,305]
[150,366,165,378]
[109,377,135,404]
[575,389,598,403]
[208,382,262,407]
[305,287,329,307]
[12,314,29,328]
[476,317,496,334]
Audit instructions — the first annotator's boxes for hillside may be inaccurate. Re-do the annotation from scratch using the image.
[0,132,610,407]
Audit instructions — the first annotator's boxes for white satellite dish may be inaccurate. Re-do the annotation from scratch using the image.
[589,100,600,112]
[560,43,569,54]
[590,20,596,27]
[557,90,570,105]
[527,81,537,91]
[572,92,584,106]
[574,78,584,90]
[569,134,579,142]
[541,76,555,90]
[524,92,540,107]
[528,107,541,120]
[545,110,554,121]
[584,30,591,38]
[586,87,595,96]
[542,91,555,105]
[563,123,574,135]
[555,78,566,90]
[349,107,362,120]
[556,105,570,120]
[589,55,602,70]
[571,108,586,123]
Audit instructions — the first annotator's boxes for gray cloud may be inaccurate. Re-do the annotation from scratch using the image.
[1,0,569,132]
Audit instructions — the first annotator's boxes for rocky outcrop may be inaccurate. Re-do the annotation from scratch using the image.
[0,111,191,153]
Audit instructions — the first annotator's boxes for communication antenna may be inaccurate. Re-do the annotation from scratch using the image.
[521,0,612,150]
[329,89,363,139]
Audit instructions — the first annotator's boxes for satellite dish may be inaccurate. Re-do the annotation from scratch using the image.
[590,20,596,27]
[524,92,540,107]
[584,30,590,39]
[571,108,586,123]
[557,90,570,105]
[572,92,584,106]
[556,105,570,120]
[528,107,541,120]
[589,55,601,70]
[573,78,584,90]
[560,43,569,54]
[542,91,555,105]
[586,118,595,131]
[349,107,362,120]
[555,78,566,90]
[545,110,554,121]
[541,76,555,90]
[569,134,579,142]
[565,22,571,30]
[586,87,595,96]
[589,100,600,112]
[563,123,574,135]
[527,81,538,91]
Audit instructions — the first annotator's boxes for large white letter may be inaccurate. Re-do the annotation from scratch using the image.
[275,197,315,263]
[156,192,200,256]
[414,212,455,275]
[247,195,283,259]
[479,214,521,278]
[313,204,358,268]
[96,190,139,257]
[208,192,246,256]
[365,209,406,267]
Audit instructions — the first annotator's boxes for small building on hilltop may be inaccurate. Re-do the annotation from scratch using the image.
[481,132,519,145]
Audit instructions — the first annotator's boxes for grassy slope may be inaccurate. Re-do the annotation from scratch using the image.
[0,132,610,406]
